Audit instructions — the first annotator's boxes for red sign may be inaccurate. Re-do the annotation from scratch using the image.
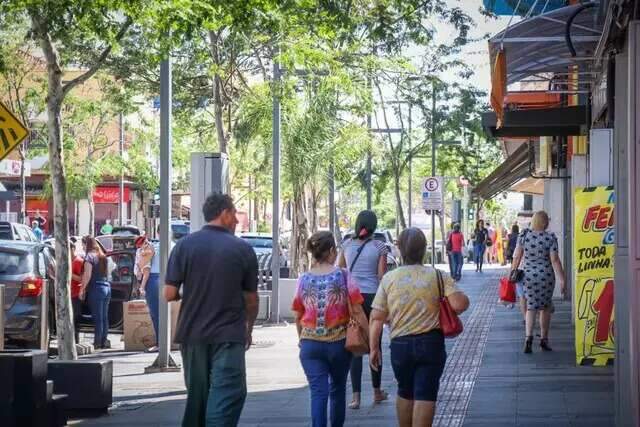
[93,186,130,204]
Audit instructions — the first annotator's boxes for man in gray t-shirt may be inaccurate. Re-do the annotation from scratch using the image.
[164,193,258,427]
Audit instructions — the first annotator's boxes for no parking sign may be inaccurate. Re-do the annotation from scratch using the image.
[422,176,443,212]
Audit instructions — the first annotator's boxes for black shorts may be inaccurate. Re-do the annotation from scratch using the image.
[390,330,446,402]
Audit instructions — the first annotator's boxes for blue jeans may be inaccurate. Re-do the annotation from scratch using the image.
[451,252,463,279]
[300,339,352,427]
[473,243,486,269]
[87,282,111,347]
[145,273,160,345]
[181,342,247,427]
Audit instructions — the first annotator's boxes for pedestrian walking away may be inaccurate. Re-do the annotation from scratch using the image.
[80,236,111,349]
[31,220,43,241]
[164,193,259,427]
[446,223,464,281]
[471,220,488,273]
[510,211,567,354]
[370,227,469,427]
[292,231,364,427]
[338,210,389,409]
[506,224,519,264]
[70,239,84,344]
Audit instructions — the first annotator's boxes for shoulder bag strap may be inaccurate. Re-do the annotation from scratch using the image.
[436,268,444,299]
[348,238,372,272]
[341,268,354,317]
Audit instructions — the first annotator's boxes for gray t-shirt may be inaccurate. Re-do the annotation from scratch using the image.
[342,238,389,294]
[166,225,258,345]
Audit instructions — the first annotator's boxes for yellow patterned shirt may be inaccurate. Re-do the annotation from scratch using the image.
[372,265,460,339]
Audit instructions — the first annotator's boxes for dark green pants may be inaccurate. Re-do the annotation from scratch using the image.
[181,342,247,427]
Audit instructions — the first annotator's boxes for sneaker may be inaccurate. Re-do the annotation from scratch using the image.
[102,340,111,349]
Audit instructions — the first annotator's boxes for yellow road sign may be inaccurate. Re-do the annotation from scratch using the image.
[0,102,29,161]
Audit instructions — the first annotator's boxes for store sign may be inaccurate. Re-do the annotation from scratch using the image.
[0,159,31,177]
[574,186,615,366]
[93,186,130,204]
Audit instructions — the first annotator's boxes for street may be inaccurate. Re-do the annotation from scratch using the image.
[71,265,613,427]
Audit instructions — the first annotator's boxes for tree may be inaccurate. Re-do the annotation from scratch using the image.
[0,19,47,223]
[1,1,145,360]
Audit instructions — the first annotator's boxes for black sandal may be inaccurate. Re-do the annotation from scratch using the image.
[524,336,533,354]
[540,338,552,352]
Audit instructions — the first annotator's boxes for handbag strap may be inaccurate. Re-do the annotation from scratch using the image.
[436,268,445,299]
[348,238,372,272]
[341,268,354,317]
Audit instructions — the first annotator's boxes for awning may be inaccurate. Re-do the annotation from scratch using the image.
[482,105,588,138]
[511,177,544,195]
[489,4,602,86]
[472,143,530,200]
[483,0,565,16]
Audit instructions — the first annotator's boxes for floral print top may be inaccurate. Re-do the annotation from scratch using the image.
[291,268,364,342]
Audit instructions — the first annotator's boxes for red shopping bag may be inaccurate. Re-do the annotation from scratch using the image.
[499,277,516,303]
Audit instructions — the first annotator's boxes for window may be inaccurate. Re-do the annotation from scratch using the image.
[241,237,273,249]
[0,251,32,275]
[524,194,533,211]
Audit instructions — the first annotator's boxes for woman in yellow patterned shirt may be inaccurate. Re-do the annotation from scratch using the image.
[369,227,469,427]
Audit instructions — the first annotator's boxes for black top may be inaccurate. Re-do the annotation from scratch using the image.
[85,253,108,288]
[508,233,519,252]
[166,225,259,345]
[473,228,488,245]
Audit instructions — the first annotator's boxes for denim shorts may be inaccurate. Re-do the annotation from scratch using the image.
[390,330,446,402]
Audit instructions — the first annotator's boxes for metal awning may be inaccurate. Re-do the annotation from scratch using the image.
[489,4,603,86]
[472,143,530,200]
[482,105,588,137]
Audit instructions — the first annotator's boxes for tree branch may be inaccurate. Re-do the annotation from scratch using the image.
[62,17,132,97]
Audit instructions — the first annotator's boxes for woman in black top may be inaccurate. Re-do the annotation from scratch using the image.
[471,220,488,272]
[506,224,520,263]
[81,236,112,349]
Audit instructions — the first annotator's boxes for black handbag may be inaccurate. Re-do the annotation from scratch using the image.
[509,268,524,283]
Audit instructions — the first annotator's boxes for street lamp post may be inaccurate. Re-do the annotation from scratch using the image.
[270,53,281,323]
[119,112,125,227]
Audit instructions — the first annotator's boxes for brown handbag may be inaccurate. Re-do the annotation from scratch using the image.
[342,267,370,356]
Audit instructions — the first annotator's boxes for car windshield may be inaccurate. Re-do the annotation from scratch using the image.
[172,224,190,236]
[0,250,32,274]
[242,237,273,249]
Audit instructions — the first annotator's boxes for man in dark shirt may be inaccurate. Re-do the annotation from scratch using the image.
[164,193,259,427]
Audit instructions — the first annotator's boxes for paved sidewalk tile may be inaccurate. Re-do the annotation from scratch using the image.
[71,264,613,426]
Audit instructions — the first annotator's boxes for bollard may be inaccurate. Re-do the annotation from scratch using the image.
[40,281,48,351]
[0,284,4,351]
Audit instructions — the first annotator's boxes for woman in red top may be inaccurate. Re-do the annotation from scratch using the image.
[447,224,465,281]
[70,239,84,343]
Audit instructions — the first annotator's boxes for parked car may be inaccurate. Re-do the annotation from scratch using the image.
[0,221,39,242]
[239,233,288,268]
[341,230,400,270]
[171,220,190,241]
[1,241,55,349]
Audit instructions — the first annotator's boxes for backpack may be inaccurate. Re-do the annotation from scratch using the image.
[446,235,453,252]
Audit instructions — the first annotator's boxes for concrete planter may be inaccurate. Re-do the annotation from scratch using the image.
[0,349,49,427]
[47,359,113,414]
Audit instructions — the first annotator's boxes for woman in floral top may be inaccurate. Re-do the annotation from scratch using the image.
[292,231,364,427]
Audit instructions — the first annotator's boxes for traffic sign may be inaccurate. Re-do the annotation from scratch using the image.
[0,103,28,162]
[422,176,443,211]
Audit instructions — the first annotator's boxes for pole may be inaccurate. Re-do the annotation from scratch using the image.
[270,54,281,323]
[430,84,437,266]
[146,56,179,372]
[119,113,125,226]
[366,69,373,210]
[0,285,5,350]
[407,105,413,228]
[40,278,48,350]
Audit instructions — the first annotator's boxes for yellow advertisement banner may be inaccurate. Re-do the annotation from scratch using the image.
[574,186,615,366]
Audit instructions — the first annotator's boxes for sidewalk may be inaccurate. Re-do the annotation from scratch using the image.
[71,264,613,426]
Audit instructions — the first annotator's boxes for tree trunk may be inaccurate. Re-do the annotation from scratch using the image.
[19,142,27,224]
[32,14,77,360]
[291,189,310,278]
[88,189,95,236]
[393,171,407,230]
[208,31,228,154]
